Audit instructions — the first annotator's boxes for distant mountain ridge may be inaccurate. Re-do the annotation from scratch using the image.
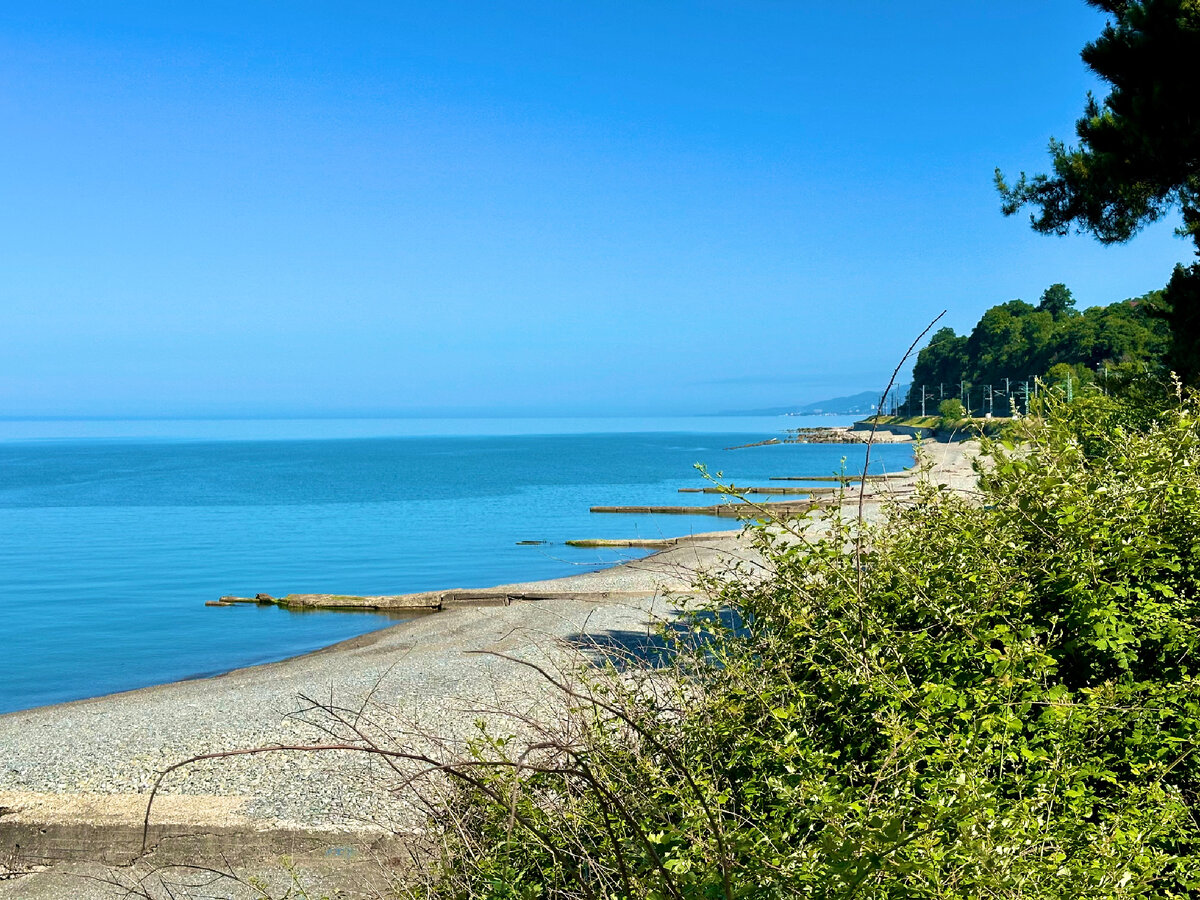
[725,386,909,416]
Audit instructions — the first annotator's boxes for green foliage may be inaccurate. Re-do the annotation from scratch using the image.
[1037,283,1077,318]
[937,398,964,421]
[907,284,1169,413]
[1163,263,1200,383]
[1044,361,1095,396]
[995,0,1200,251]
[994,0,1200,381]
[406,398,1200,898]
[910,328,968,395]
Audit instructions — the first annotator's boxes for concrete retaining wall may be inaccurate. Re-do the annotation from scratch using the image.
[2,819,403,868]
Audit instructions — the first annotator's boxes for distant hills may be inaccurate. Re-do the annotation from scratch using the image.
[726,386,908,417]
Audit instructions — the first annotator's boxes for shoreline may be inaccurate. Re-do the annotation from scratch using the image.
[0,438,981,723]
[0,532,726,721]
[0,524,740,722]
[0,440,979,894]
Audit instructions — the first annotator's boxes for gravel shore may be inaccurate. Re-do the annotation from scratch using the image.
[0,440,978,896]
[0,541,744,834]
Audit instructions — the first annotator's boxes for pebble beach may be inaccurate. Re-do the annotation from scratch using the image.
[0,439,979,898]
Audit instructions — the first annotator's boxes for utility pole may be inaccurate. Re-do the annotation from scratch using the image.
[920,386,937,417]
[986,385,994,416]
[1066,373,1073,402]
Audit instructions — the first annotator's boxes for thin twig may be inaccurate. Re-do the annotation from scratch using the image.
[855,311,945,594]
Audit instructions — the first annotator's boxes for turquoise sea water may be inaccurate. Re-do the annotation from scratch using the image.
[0,416,913,714]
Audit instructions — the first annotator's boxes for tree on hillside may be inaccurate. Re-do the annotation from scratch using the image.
[906,285,1169,414]
[909,326,969,396]
[1164,263,1200,378]
[995,0,1200,380]
[1037,283,1077,318]
[965,300,1054,385]
[1081,295,1171,366]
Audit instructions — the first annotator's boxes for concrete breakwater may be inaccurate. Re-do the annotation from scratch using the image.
[788,426,870,443]
[727,426,920,446]
[677,485,832,495]
[589,499,835,517]
[210,588,657,611]
[767,473,908,483]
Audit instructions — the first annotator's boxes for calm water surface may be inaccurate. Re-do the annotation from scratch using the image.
[0,416,912,713]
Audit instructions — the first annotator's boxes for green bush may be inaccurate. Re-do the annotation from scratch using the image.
[407,395,1200,899]
[937,398,964,420]
[936,398,967,434]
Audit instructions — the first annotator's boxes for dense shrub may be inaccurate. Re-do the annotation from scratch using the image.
[936,398,964,420]
[407,395,1200,899]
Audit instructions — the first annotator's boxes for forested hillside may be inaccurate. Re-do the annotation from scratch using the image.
[903,283,1169,415]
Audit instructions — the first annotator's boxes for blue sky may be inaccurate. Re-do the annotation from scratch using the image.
[2,2,1194,417]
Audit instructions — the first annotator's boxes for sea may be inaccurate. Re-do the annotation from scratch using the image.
[0,416,913,714]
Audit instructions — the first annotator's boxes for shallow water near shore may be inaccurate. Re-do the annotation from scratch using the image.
[0,415,913,714]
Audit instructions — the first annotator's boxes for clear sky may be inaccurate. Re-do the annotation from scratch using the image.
[2,2,1194,417]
